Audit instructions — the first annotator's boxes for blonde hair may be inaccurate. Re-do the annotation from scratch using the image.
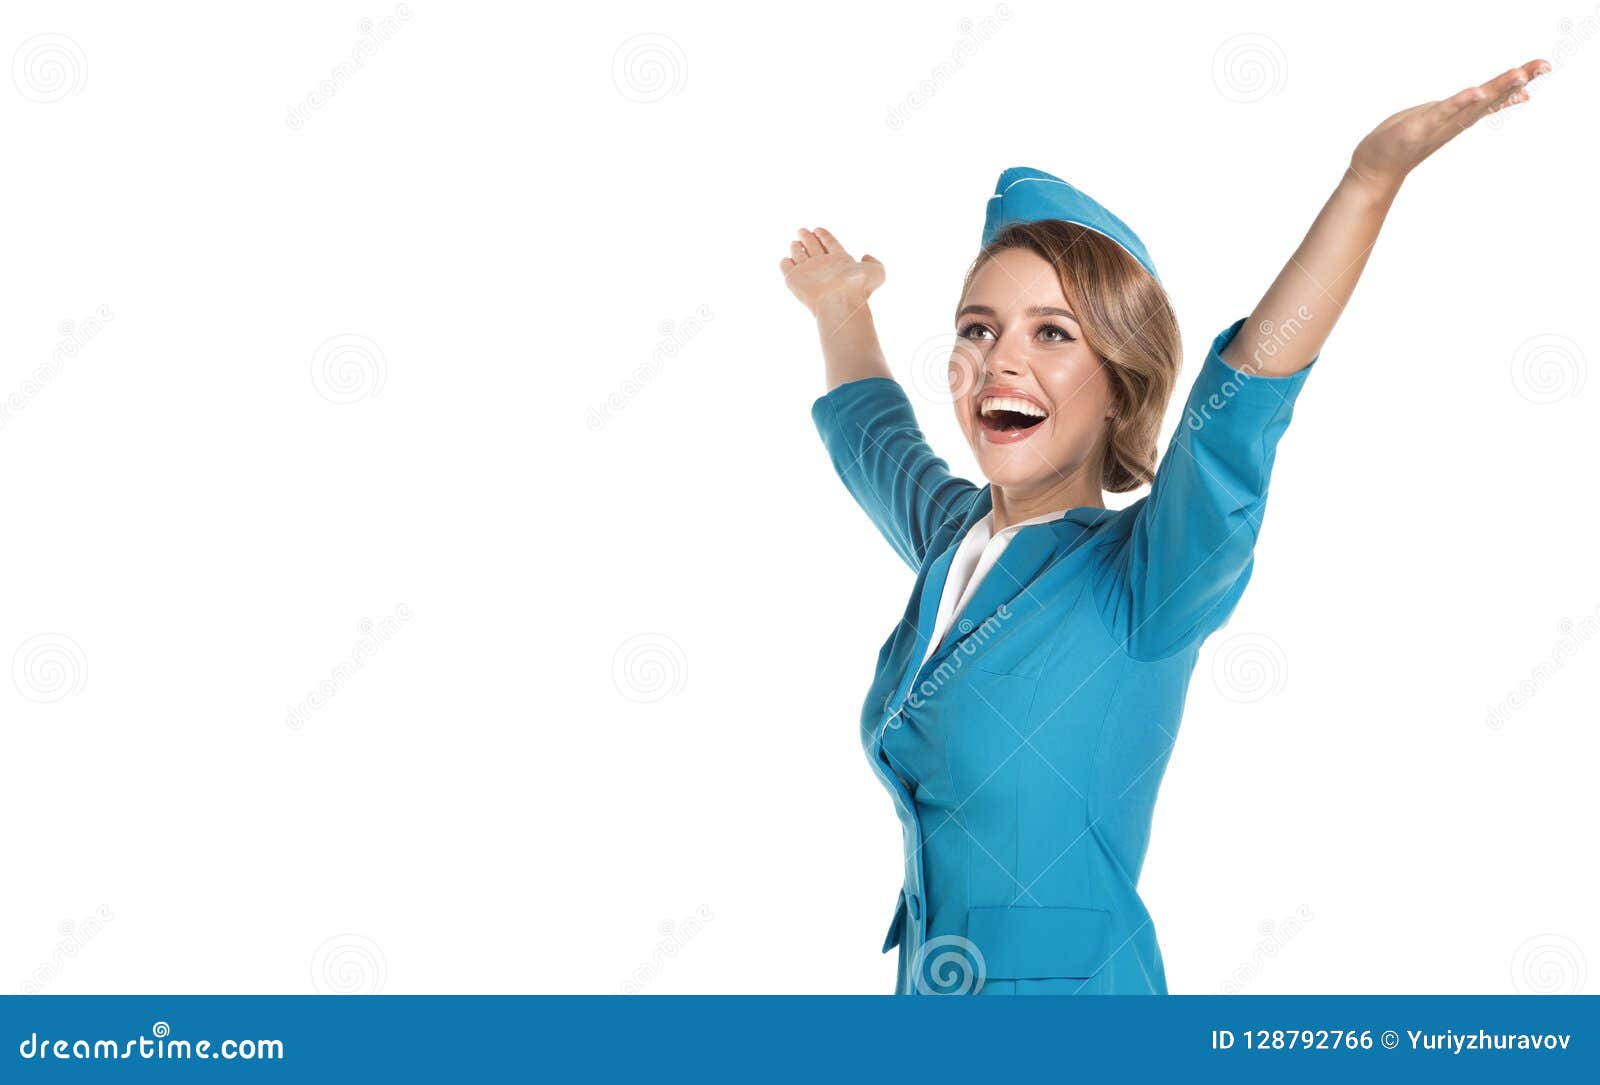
[959,220,1181,492]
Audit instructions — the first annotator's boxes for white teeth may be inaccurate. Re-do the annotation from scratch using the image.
[979,396,1047,418]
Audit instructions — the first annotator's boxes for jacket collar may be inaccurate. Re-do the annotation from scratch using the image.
[913,487,1116,674]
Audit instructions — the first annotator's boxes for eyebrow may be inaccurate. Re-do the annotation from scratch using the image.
[956,304,1080,323]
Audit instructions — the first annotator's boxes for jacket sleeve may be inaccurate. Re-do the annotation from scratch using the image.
[1096,317,1316,661]
[811,377,980,571]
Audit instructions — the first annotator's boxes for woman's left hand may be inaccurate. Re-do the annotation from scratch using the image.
[1348,58,1551,193]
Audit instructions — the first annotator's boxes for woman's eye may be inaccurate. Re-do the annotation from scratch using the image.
[1039,323,1077,343]
[957,322,994,341]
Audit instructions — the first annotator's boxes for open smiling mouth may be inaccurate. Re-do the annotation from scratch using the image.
[978,395,1049,441]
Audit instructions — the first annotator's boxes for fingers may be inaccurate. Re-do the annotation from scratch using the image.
[798,227,824,258]
[1485,86,1530,116]
[799,226,845,262]
[788,228,823,262]
[1489,58,1552,114]
[785,226,846,267]
[1438,58,1551,124]
[812,227,846,257]
[1515,57,1553,81]
[1436,83,1491,120]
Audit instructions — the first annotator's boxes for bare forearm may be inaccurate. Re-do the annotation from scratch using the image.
[816,294,893,391]
[1222,171,1398,377]
[1222,57,1549,378]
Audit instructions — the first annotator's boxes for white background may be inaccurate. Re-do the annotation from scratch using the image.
[2,1,1595,996]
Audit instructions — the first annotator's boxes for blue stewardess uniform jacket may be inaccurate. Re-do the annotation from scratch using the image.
[811,317,1315,994]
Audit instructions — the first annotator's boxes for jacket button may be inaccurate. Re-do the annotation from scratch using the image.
[907,893,922,920]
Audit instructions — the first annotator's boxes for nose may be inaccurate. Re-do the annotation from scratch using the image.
[985,347,1025,382]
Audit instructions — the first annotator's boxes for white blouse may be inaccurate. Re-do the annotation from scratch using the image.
[916,506,1071,669]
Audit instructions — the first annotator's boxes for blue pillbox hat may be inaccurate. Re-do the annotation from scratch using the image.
[982,166,1161,284]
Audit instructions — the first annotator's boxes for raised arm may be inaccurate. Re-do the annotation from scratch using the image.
[1222,58,1551,378]
[1101,58,1553,660]
[783,227,980,570]
[781,227,892,390]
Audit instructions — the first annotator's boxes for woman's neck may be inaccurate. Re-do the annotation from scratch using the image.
[991,472,1105,533]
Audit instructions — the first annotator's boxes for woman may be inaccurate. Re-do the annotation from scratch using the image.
[780,59,1550,995]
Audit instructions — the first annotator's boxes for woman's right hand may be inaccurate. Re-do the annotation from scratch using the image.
[778,227,885,315]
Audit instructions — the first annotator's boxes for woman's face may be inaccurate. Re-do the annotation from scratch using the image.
[950,247,1116,494]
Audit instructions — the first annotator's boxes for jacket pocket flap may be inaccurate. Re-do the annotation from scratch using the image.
[964,905,1112,978]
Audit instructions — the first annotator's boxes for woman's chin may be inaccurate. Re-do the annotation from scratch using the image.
[963,426,1078,490]
[973,453,1052,490]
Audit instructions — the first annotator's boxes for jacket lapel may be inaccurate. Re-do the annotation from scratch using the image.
[926,523,1058,669]
[902,490,993,683]
[921,494,1116,671]
[909,543,958,668]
